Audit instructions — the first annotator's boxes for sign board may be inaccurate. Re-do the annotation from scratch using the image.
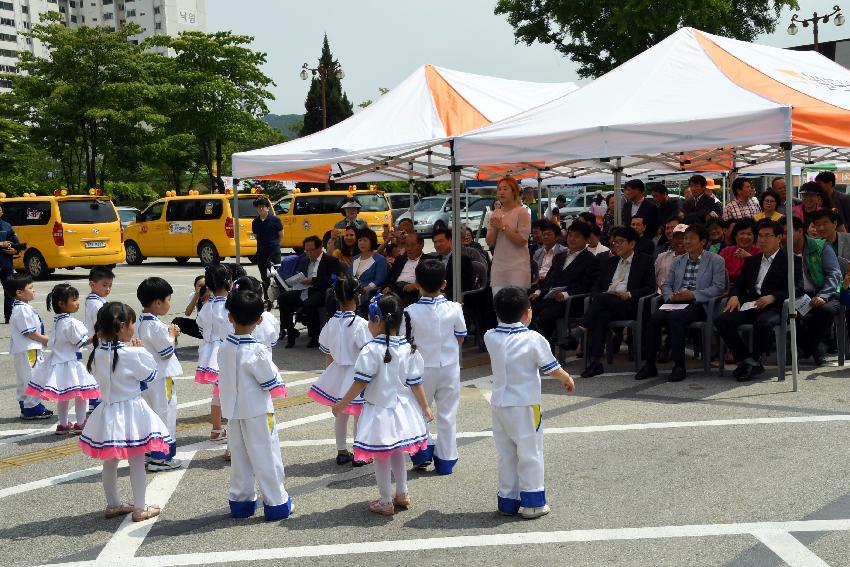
[168,221,192,235]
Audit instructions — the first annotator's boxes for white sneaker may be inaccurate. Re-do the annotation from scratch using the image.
[519,504,551,519]
[146,459,183,472]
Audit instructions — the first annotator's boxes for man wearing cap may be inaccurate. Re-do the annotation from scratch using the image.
[251,198,283,301]
[683,175,722,222]
[815,171,850,228]
[637,224,727,382]
[335,198,368,232]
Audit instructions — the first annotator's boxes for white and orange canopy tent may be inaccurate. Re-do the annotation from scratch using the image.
[232,64,577,183]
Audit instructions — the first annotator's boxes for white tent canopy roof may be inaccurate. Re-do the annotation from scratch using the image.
[232,65,577,181]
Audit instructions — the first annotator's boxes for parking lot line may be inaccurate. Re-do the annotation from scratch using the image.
[752,530,831,567]
[38,518,850,567]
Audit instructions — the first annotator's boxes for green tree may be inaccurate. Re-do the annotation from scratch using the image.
[9,13,168,190]
[495,0,799,79]
[148,31,275,191]
[300,34,353,136]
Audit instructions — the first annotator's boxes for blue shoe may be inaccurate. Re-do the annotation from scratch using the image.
[21,404,54,421]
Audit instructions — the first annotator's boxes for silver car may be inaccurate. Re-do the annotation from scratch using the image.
[394,195,474,236]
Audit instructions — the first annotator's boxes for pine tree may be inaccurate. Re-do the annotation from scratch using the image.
[300,34,353,136]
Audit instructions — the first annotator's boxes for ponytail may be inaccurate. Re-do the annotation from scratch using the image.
[403,311,416,354]
[383,320,392,363]
[88,302,136,373]
[334,271,361,327]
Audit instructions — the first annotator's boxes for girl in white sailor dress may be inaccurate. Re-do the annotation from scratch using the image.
[25,284,100,435]
[333,293,433,516]
[79,302,171,522]
[309,273,372,466]
[195,263,232,442]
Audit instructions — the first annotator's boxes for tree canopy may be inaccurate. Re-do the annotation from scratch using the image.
[300,34,353,136]
[495,0,799,79]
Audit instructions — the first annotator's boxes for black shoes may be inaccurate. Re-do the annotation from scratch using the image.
[559,335,579,351]
[735,361,764,382]
[669,365,686,382]
[306,338,319,348]
[581,361,604,378]
[732,362,750,379]
[634,363,658,381]
[336,452,353,466]
[285,329,301,348]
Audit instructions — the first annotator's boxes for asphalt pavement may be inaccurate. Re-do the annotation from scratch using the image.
[1,258,850,567]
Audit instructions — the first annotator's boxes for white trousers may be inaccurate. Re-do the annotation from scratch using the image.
[228,413,290,519]
[14,350,43,409]
[491,404,546,513]
[142,375,177,459]
[421,364,460,470]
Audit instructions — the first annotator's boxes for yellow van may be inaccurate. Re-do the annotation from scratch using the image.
[0,195,125,279]
[273,188,392,249]
[123,194,263,265]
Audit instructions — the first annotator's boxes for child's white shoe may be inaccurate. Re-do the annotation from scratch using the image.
[519,504,550,519]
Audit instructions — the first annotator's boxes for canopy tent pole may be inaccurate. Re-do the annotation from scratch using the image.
[782,142,799,391]
[408,161,415,225]
[233,178,241,264]
[721,173,727,207]
[450,142,462,304]
[613,158,623,227]
[537,173,543,220]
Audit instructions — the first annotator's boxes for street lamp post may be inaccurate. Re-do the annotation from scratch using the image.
[788,4,845,53]
[300,62,345,130]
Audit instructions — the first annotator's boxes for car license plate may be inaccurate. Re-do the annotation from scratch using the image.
[84,241,106,249]
[248,233,256,240]
[370,225,384,232]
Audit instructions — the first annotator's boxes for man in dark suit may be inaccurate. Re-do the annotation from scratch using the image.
[383,232,428,306]
[714,220,804,381]
[629,215,657,257]
[621,179,659,239]
[651,184,682,226]
[279,235,342,348]
[580,226,656,378]
[530,221,599,341]
[683,174,722,222]
[431,227,474,300]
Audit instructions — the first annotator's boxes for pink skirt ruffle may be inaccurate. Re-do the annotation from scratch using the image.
[307,389,362,415]
[194,369,219,384]
[354,439,428,462]
[269,385,288,399]
[25,384,101,402]
[79,437,171,460]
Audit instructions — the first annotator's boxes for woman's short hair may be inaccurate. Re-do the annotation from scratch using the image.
[357,227,378,251]
[497,176,520,200]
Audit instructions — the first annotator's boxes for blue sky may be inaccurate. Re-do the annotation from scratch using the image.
[208,0,850,115]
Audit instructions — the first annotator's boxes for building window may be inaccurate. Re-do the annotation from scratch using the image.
[0,2,13,11]
[154,22,161,29]
[153,6,160,14]
[69,1,76,7]
[0,33,17,42]
[47,0,57,3]
[102,0,113,4]
[21,5,28,14]
[130,39,138,44]
[25,37,31,45]
[0,48,18,57]
[103,12,113,19]
[0,79,12,89]
[126,9,135,16]
[0,17,13,26]
[70,15,76,23]
[22,22,29,29]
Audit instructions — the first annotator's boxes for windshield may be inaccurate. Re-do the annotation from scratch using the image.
[118,209,137,224]
[355,194,389,212]
[414,198,446,212]
[468,198,493,212]
[58,200,118,224]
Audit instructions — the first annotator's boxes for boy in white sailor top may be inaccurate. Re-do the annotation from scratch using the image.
[6,274,53,420]
[136,277,183,472]
[218,289,291,520]
[484,286,575,520]
[405,259,466,474]
[85,267,114,413]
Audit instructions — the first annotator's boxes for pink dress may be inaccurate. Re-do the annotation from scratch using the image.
[489,205,532,289]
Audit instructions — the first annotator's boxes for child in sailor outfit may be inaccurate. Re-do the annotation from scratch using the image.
[232,276,280,351]
[6,273,53,420]
[217,289,291,520]
[333,292,434,516]
[25,284,100,434]
[135,277,182,472]
[484,286,575,520]
[405,259,466,474]
[195,263,232,443]
[79,302,170,522]
[84,266,114,413]
[309,272,373,466]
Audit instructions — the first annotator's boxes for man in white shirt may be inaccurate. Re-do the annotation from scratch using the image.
[384,233,426,306]
[532,222,566,287]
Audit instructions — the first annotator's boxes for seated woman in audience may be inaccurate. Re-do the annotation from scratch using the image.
[350,228,387,313]
[331,226,358,266]
[754,190,784,222]
[719,218,760,286]
[462,226,491,266]
[794,182,847,230]
[705,219,728,254]
[601,193,617,244]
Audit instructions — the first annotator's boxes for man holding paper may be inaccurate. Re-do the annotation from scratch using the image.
[714,220,803,382]
[530,222,599,344]
[636,224,727,382]
[791,216,842,367]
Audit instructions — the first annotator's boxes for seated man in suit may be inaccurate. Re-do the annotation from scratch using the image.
[637,224,728,382]
[530,221,599,345]
[791,216,842,366]
[278,235,342,348]
[431,227,474,300]
[383,232,427,306]
[714,220,803,381]
[531,221,567,290]
[630,215,657,258]
[812,209,850,275]
[580,226,656,378]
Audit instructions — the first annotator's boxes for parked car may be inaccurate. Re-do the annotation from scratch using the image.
[117,206,140,230]
[456,196,495,236]
[387,193,418,221]
[394,195,474,236]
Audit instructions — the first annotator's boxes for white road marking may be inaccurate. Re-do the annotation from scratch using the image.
[465,376,492,404]
[0,466,103,500]
[39,519,850,566]
[0,428,56,445]
[752,530,832,567]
